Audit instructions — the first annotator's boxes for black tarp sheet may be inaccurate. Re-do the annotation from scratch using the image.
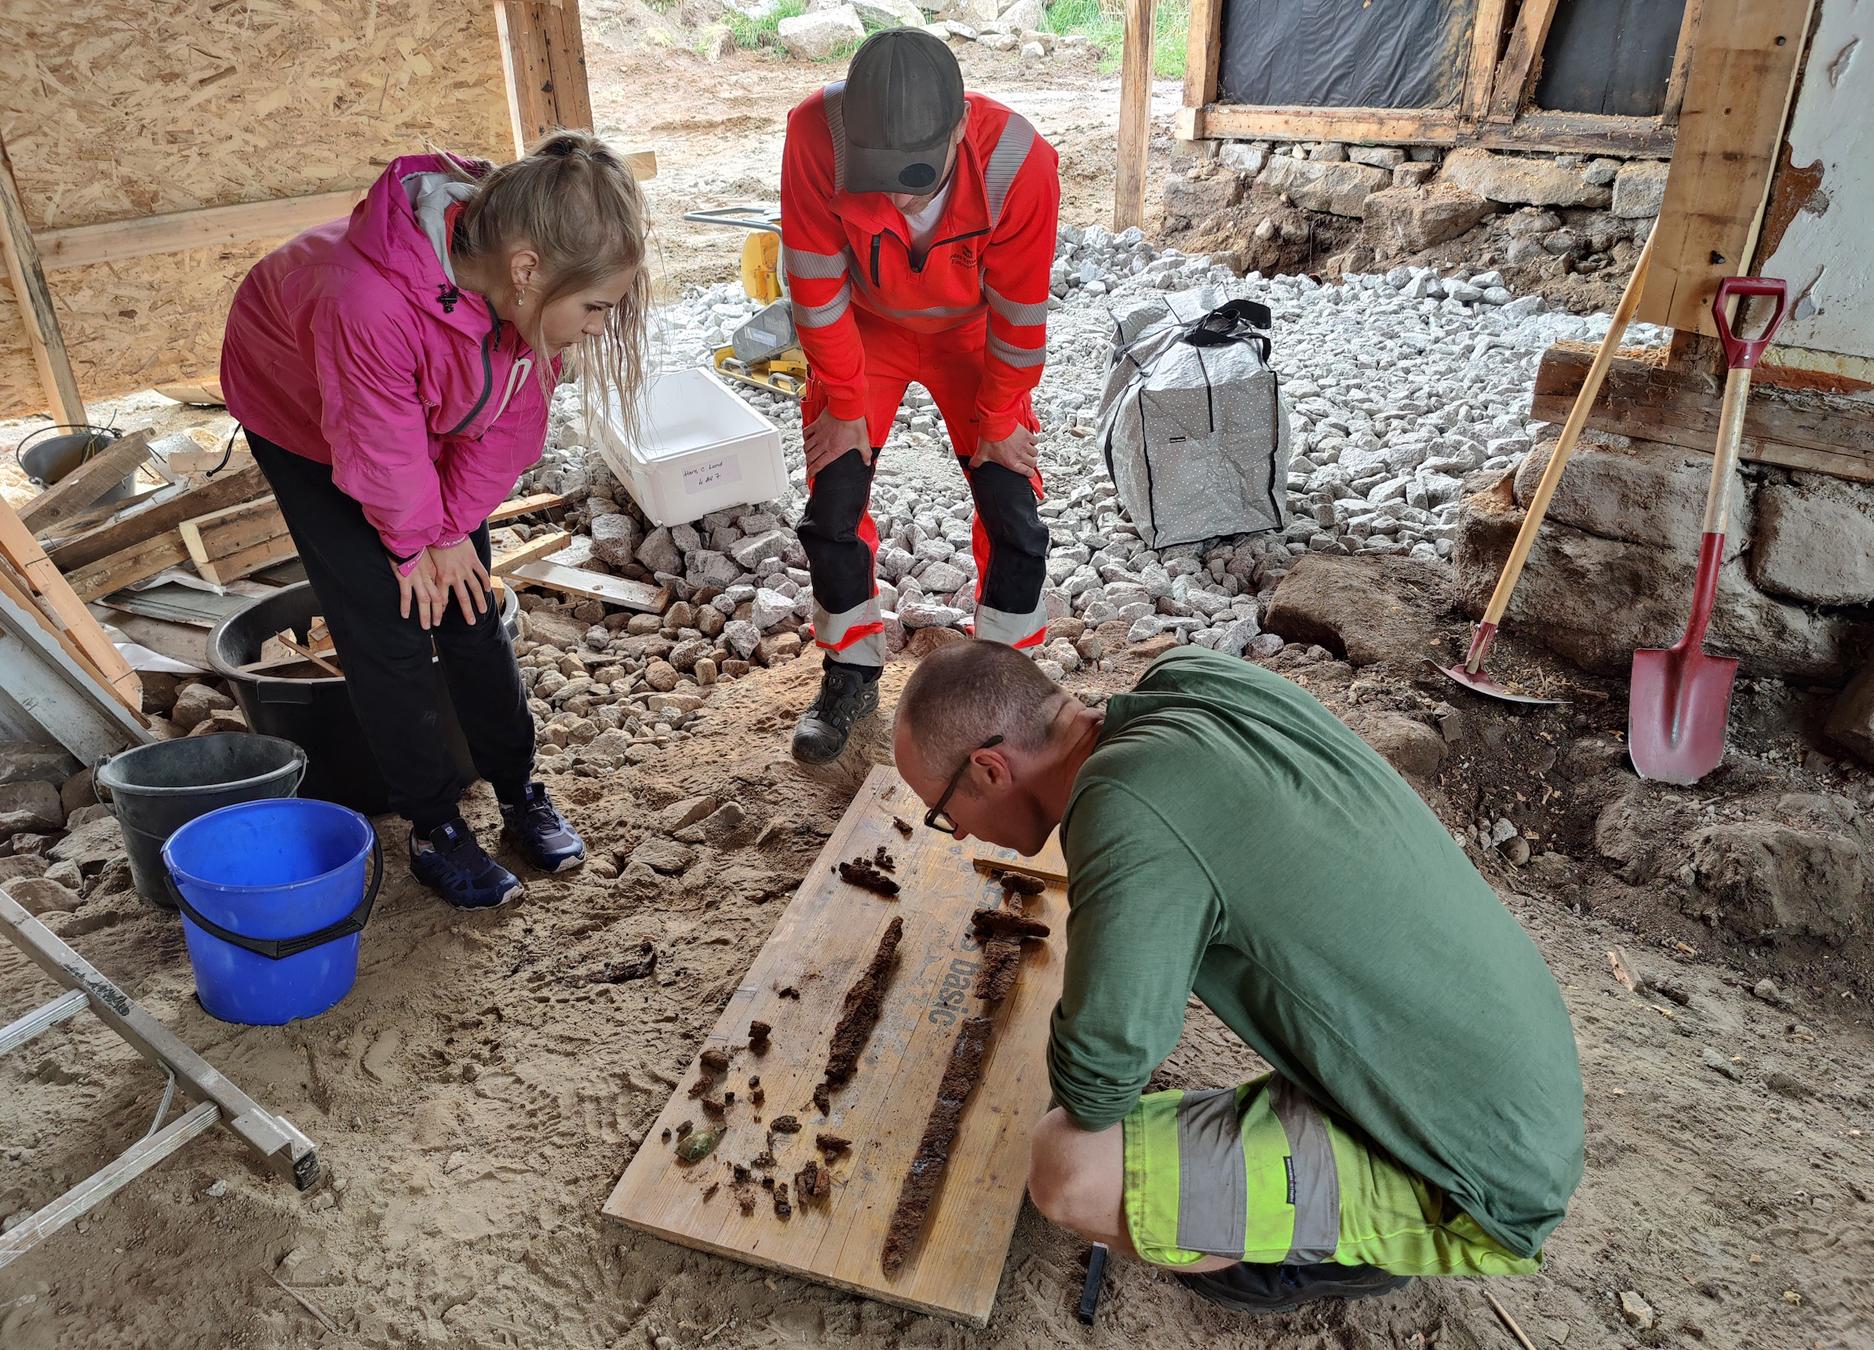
[1217,0,1476,109]
[1533,0,1687,117]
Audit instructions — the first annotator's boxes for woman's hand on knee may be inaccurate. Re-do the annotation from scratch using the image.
[426,538,493,626]
[394,549,448,630]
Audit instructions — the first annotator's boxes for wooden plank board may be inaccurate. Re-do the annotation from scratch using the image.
[603,767,1065,1327]
[1194,104,1461,147]
[492,529,571,574]
[64,531,193,603]
[1638,0,1817,335]
[488,491,573,523]
[15,431,153,533]
[0,559,142,718]
[1179,0,1224,128]
[1531,342,1874,484]
[1462,0,1512,120]
[0,586,149,762]
[46,461,270,572]
[179,497,286,566]
[1113,0,1157,230]
[504,559,668,612]
[195,531,296,587]
[35,191,365,272]
[0,495,141,708]
[0,132,84,425]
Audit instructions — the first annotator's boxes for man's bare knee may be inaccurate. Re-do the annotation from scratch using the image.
[1027,1108,1118,1232]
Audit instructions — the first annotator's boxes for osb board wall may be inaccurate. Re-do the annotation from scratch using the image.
[0,0,513,417]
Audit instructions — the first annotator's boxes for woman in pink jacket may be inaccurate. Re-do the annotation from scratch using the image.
[221,131,650,909]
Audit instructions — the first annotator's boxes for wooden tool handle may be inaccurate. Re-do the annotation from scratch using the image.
[1703,367,1752,537]
[1478,228,1656,629]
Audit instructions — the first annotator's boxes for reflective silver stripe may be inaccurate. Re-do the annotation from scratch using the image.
[1269,1079,1340,1265]
[792,282,852,329]
[823,83,847,193]
[813,597,885,665]
[973,601,1047,647]
[986,332,1046,368]
[849,271,984,323]
[984,112,1037,229]
[1174,1087,1249,1256]
[784,246,851,280]
[984,282,1049,327]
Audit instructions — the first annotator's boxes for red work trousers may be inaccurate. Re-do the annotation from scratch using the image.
[798,310,1050,668]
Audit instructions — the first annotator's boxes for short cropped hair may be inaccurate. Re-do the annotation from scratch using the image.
[895,641,1064,781]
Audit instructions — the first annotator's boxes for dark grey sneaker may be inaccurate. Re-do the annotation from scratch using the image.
[791,663,879,763]
[500,782,586,873]
[1174,1262,1411,1315]
[410,818,524,910]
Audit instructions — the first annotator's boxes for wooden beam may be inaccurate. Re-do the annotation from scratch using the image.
[1463,0,1513,120]
[488,491,573,523]
[15,431,152,533]
[1486,0,1562,123]
[542,0,592,133]
[0,499,141,709]
[0,132,84,425]
[1638,0,1818,335]
[0,586,149,762]
[1474,112,1677,157]
[1194,105,1461,146]
[1531,342,1874,484]
[1661,0,1708,125]
[194,532,296,588]
[497,0,595,152]
[34,191,364,272]
[1180,0,1224,136]
[1114,0,1157,231]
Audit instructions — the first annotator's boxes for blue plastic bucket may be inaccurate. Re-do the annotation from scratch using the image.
[161,799,383,1026]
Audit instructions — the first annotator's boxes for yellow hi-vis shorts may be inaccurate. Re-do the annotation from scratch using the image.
[1120,1076,1543,1277]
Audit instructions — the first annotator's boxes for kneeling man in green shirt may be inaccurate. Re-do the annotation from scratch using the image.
[893,641,1584,1314]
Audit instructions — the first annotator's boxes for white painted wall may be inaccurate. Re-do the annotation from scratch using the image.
[1755,0,1874,360]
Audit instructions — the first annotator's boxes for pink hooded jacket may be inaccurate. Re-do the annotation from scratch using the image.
[222,154,559,569]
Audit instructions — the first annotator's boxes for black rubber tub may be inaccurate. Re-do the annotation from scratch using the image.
[207,582,520,816]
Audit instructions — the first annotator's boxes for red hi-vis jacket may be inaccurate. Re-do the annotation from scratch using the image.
[780,87,1060,443]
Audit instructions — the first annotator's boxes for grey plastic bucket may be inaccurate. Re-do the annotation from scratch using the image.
[95,733,308,910]
[18,430,139,508]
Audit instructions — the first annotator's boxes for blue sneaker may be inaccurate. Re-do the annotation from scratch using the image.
[410,818,523,909]
[500,782,586,873]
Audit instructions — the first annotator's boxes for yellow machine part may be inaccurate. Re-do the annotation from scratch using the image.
[712,345,807,399]
[741,232,784,305]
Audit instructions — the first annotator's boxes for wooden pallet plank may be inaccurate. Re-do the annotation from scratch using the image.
[15,432,153,533]
[0,496,141,708]
[1638,0,1818,335]
[46,461,270,572]
[488,492,573,523]
[1531,342,1874,484]
[503,560,668,612]
[195,532,296,588]
[603,767,1064,1327]
[178,497,286,567]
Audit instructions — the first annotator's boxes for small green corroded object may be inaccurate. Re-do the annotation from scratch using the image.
[675,1127,722,1164]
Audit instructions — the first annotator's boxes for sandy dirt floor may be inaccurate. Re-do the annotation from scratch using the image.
[3,618,1870,1349]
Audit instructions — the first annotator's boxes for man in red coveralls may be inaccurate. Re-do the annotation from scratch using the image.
[780,27,1060,761]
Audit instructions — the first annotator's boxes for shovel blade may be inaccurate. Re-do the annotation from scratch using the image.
[1628,645,1739,784]
[1436,661,1566,706]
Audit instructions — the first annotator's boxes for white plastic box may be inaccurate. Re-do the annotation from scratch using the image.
[586,367,787,528]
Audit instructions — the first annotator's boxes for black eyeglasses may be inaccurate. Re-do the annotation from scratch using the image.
[924,735,1004,834]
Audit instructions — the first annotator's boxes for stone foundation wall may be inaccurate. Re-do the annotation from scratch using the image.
[1452,437,1874,692]
[1164,141,1668,300]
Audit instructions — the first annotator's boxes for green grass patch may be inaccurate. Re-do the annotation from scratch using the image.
[1043,0,1188,79]
[723,0,808,52]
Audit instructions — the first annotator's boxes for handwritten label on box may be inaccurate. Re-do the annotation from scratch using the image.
[683,457,744,495]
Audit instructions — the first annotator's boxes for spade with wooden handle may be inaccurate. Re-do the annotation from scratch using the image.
[1628,275,1788,784]
[1439,228,1656,704]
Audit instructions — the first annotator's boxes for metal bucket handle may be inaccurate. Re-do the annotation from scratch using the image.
[166,835,383,961]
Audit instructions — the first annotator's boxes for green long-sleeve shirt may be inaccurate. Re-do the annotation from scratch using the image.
[1047,647,1584,1258]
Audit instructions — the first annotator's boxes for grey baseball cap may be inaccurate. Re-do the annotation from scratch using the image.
[841,28,966,194]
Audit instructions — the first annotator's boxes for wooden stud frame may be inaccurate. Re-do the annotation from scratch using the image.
[1177,0,1697,159]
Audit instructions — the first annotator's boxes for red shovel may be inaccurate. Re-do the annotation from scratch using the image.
[1628,276,1788,784]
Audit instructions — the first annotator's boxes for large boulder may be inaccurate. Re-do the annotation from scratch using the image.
[1263,554,1454,667]
[1440,148,1612,208]
[1453,478,1865,683]
[1363,185,1494,251]
[1258,156,1390,218]
[849,0,926,27]
[1748,482,1874,605]
[1512,440,1751,559]
[779,5,866,59]
[0,780,65,834]
[1689,817,1866,944]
